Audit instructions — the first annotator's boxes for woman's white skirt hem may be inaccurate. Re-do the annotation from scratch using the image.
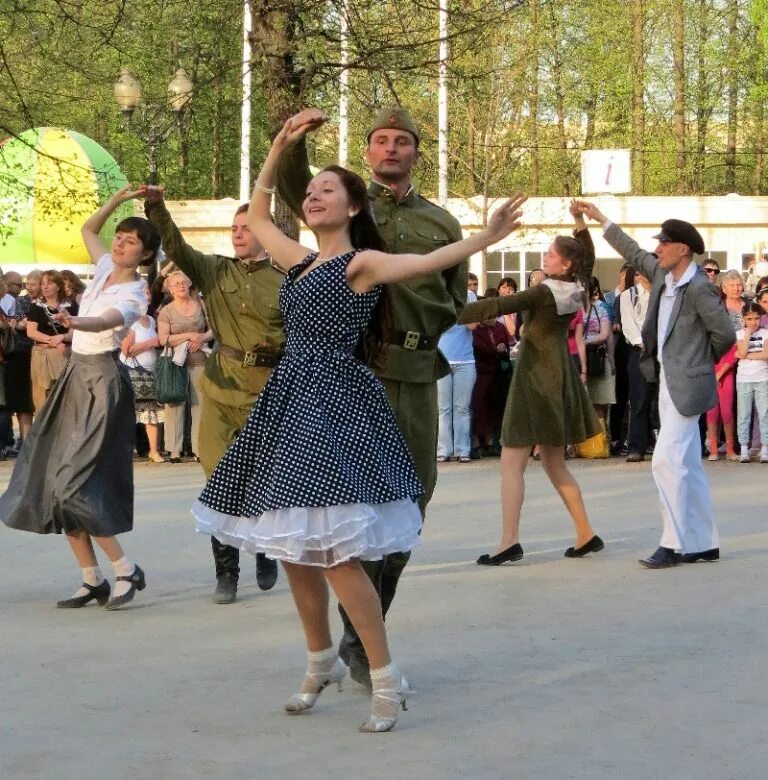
[193,498,421,568]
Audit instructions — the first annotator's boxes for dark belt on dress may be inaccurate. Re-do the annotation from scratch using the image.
[390,330,440,351]
[217,343,282,368]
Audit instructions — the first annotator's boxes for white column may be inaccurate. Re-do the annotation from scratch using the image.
[239,0,253,202]
[339,0,350,167]
[438,0,449,207]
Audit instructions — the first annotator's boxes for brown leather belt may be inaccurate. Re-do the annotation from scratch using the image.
[217,344,282,368]
[390,330,440,351]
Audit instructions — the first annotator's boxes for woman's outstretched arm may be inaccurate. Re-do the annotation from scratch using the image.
[248,117,322,271]
[349,193,527,291]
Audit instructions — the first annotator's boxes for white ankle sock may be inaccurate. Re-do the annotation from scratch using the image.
[111,557,135,598]
[307,646,336,665]
[83,566,104,586]
[370,663,398,687]
[71,566,104,599]
[300,647,337,693]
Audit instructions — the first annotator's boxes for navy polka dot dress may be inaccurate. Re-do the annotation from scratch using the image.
[193,251,423,567]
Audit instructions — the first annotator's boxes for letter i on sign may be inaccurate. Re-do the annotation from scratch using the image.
[604,155,613,187]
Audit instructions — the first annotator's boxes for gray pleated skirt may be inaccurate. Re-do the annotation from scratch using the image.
[0,351,136,536]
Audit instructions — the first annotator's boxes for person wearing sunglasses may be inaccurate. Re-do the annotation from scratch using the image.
[702,261,720,282]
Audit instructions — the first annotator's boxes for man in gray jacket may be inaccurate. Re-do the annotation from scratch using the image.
[576,202,735,568]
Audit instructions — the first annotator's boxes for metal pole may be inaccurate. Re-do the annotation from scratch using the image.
[438,0,449,207]
[148,135,159,185]
[339,0,350,167]
[240,0,253,202]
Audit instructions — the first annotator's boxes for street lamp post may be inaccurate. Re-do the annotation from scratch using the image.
[113,67,193,185]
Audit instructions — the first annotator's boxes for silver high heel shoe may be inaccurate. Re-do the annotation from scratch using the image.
[359,672,410,733]
[284,657,346,713]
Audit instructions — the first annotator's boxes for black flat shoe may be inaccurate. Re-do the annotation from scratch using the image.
[681,548,719,563]
[255,553,278,591]
[104,564,146,610]
[639,547,681,569]
[477,543,524,566]
[564,535,604,558]
[57,580,110,608]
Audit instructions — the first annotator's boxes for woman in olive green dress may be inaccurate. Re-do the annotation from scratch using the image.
[460,235,604,564]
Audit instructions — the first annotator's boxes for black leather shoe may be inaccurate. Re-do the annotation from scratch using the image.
[57,580,110,608]
[477,543,524,566]
[212,575,237,604]
[639,547,681,569]
[564,535,604,558]
[104,564,146,610]
[625,452,644,462]
[681,548,719,563]
[256,553,278,591]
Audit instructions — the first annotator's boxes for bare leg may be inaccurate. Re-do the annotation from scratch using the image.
[65,530,98,568]
[325,561,391,670]
[495,445,530,553]
[145,422,161,457]
[282,562,332,651]
[92,535,125,562]
[538,444,596,547]
[593,405,607,423]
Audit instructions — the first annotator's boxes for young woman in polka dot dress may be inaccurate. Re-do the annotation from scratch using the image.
[192,113,526,733]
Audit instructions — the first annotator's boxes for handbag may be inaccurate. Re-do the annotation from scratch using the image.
[584,306,606,377]
[586,343,606,377]
[576,420,610,459]
[126,358,156,402]
[155,343,188,404]
[0,318,16,358]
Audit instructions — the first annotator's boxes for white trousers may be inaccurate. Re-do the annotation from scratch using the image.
[651,372,720,553]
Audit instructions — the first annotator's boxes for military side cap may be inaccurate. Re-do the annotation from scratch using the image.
[653,219,705,255]
[367,106,420,145]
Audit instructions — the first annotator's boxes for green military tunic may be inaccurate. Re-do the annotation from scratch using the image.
[461,286,601,447]
[277,140,466,508]
[145,201,285,477]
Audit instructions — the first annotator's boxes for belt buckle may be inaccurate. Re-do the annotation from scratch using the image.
[242,350,258,368]
[403,330,420,351]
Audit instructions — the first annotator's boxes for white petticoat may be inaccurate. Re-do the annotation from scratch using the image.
[192,498,422,568]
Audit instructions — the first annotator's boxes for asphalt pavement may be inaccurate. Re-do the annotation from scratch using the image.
[1,456,766,780]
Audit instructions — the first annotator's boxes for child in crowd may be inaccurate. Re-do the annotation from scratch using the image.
[735,302,768,463]
[757,287,768,329]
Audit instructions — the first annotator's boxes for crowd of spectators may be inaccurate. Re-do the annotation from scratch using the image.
[438,254,768,465]
[0,265,210,463]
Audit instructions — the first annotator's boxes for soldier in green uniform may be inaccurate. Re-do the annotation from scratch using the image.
[142,187,285,604]
[277,106,467,686]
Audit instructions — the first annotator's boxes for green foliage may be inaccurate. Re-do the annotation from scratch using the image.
[2,0,768,207]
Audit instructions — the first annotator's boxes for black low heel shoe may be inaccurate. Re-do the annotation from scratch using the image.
[104,564,146,610]
[564,535,605,558]
[476,543,524,566]
[681,548,719,563]
[57,580,111,608]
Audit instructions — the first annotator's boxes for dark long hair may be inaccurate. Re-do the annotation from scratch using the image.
[551,235,584,281]
[318,165,392,366]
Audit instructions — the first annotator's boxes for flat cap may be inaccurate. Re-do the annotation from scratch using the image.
[653,219,705,256]
[366,106,420,145]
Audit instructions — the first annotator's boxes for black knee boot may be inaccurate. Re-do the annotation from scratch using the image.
[211,537,240,604]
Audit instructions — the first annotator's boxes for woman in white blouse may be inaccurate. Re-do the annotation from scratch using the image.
[0,186,159,611]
